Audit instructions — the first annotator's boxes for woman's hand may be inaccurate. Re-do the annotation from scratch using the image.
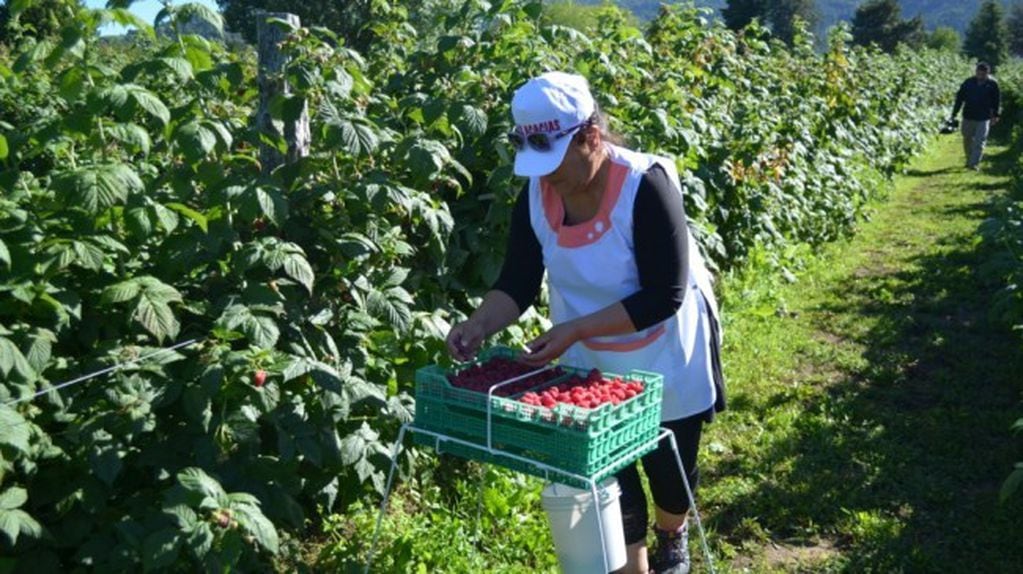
[520,322,581,367]
[446,319,487,362]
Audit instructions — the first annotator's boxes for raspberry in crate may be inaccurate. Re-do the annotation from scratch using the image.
[447,356,564,396]
[518,368,647,429]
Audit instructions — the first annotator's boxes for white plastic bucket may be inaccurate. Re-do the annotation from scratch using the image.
[540,478,627,574]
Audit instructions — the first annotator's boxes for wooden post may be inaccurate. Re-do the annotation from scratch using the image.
[256,11,311,175]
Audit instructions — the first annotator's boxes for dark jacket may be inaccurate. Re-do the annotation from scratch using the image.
[953,77,1001,121]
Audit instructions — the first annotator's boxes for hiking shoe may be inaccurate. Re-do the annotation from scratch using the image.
[650,523,690,574]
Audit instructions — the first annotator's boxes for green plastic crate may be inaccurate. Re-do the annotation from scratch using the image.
[412,347,664,486]
[413,395,661,488]
[415,346,662,436]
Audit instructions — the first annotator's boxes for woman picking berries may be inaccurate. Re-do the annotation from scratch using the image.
[446,72,725,574]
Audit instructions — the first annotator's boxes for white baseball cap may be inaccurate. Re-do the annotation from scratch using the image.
[510,72,596,177]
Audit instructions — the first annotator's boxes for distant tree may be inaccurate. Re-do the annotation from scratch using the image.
[544,0,639,33]
[768,0,820,45]
[926,26,961,52]
[1008,2,1023,56]
[0,0,81,44]
[963,0,1010,69]
[218,0,362,45]
[892,15,925,48]
[722,0,818,44]
[722,0,766,31]
[851,0,924,52]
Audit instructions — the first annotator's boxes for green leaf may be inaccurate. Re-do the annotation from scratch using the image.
[89,444,124,486]
[207,120,233,150]
[111,277,183,342]
[163,505,198,531]
[244,315,279,350]
[386,393,415,424]
[339,422,379,465]
[107,123,151,155]
[249,186,288,226]
[178,3,224,34]
[177,468,226,501]
[283,253,314,293]
[96,84,129,111]
[142,528,181,572]
[232,503,279,554]
[53,164,145,214]
[227,492,261,507]
[128,86,170,126]
[403,139,453,185]
[134,291,180,343]
[347,378,386,405]
[281,357,315,382]
[152,203,180,233]
[0,509,41,545]
[175,121,217,160]
[1001,463,1023,503]
[215,305,279,349]
[136,276,183,301]
[187,523,214,559]
[46,242,76,271]
[102,279,141,304]
[159,57,194,81]
[366,289,411,332]
[0,488,27,511]
[165,202,208,232]
[106,8,155,38]
[71,240,105,271]
[90,235,131,255]
[457,104,488,138]
[9,0,32,17]
[383,268,409,288]
[261,241,288,271]
[183,41,214,72]
[0,133,8,160]
[0,338,34,382]
[25,329,54,373]
[126,206,153,238]
[13,38,53,73]
[58,66,87,100]
[327,116,379,157]
[0,239,9,268]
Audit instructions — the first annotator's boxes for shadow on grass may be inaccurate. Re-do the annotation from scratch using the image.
[903,165,960,177]
[709,141,1023,572]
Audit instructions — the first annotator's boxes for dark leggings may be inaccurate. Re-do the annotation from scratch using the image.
[616,411,708,545]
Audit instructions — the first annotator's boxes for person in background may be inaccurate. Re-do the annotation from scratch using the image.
[445,71,725,574]
[951,62,1001,171]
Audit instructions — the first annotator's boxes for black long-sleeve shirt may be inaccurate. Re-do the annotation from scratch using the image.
[493,164,689,331]
[953,77,1001,121]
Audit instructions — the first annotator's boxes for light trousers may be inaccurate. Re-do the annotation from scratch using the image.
[961,119,990,168]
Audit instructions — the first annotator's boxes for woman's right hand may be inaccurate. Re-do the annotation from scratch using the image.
[446,319,487,362]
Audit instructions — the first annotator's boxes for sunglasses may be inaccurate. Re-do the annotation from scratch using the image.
[508,116,594,152]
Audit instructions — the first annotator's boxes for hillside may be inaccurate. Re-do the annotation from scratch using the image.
[579,0,990,34]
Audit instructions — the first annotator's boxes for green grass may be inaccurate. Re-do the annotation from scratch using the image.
[704,132,1023,572]
[314,132,1023,573]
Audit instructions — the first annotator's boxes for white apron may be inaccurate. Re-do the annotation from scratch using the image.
[528,145,722,421]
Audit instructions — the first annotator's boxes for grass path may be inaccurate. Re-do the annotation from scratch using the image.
[703,133,1023,572]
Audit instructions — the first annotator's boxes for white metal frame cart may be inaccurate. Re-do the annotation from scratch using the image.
[364,368,718,574]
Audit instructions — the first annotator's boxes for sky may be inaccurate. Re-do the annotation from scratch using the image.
[83,0,220,34]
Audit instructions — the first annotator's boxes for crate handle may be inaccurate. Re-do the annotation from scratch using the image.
[485,364,556,452]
